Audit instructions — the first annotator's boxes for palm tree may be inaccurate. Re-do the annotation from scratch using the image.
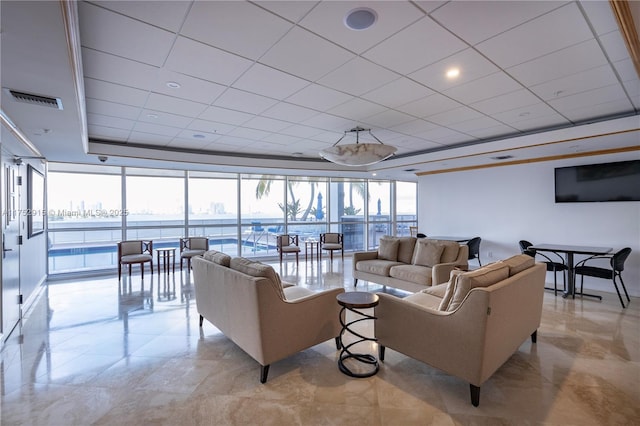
[255,176,317,221]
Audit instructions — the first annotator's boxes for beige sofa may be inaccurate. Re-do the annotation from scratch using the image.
[192,250,345,383]
[353,237,469,292]
[374,254,546,406]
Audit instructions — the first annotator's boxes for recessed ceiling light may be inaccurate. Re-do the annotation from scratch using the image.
[344,8,377,31]
[518,112,531,117]
[146,113,158,119]
[446,68,460,79]
[372,172,377,176]
[166,81,181,89]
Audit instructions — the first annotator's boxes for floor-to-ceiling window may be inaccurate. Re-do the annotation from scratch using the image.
[47,163,417,276]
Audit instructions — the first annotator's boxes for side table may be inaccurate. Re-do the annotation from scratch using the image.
[156,247,176,275]
[305,239,320,263]
[336,291,380,378]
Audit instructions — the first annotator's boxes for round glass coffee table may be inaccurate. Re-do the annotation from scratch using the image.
[336,291,379,378]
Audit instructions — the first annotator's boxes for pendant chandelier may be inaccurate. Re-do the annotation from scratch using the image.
[319,127,397,166]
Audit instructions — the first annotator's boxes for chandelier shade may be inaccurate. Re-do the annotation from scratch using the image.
[319,127,397,167]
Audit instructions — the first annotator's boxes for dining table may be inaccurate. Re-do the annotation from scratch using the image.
[428,236,473,243]
[528,243,613,299]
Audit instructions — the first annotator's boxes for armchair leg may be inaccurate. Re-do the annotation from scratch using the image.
[199,315,203,327]
[354,278,358,287]
[260,365,270,383]
[378,345,386,361]
[531,330,537,343]
[470,384,480,407]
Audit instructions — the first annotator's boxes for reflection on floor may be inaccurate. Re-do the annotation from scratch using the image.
[1,257,639,425]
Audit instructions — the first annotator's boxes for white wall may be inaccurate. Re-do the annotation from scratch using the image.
[418,152,640,297]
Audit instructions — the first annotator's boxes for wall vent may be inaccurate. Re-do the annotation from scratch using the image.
[6,89,63,110]
[490,155,514,161]
[403,168,418,172]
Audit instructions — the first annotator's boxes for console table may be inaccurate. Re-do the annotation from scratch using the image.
[336,291,379,378]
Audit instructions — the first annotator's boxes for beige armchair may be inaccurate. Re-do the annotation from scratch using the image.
[180,237,209,270]
[320,232,343,261]
[117,240,153,280]
[276,234,301,265]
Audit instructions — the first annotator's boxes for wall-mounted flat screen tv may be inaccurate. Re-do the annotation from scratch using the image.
[555,160,640,202]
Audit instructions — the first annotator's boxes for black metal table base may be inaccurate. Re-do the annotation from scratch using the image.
[337,305,379,378]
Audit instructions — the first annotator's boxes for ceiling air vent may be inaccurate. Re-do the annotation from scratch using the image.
[490,155,514,161]
[6,89,63,110]
[403,168,418,172]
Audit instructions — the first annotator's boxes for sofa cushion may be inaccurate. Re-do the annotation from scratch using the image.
[438,269,465,311]
[389,264,432,286]
[378,237,399,261]
[404,292,442,310]
[432,240,460,263]
[412,239,445,267]
[397,237,417,264]
[356,259,403,276]
[500,254,535,276]
[230,257,284,299]
[444,262,510,312]
[422,282,449,298]
[203,250,231,267]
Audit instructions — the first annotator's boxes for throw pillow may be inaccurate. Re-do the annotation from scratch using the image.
[446,262,509,312]
[397,237,417,264]
[438,269,465,311]
[412,240,445,267]
[500,254,535,276]
[230,257,285,299]
[378,237,399,261]
[436,240,460,263]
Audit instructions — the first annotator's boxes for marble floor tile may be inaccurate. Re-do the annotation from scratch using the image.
[2,257,639,425]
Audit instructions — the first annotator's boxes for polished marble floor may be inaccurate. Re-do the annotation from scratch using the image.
[1,257,639,425]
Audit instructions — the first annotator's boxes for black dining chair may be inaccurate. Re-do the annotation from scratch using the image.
[467,237,482,267]
[574,247,631,308]
[519,240,568,296]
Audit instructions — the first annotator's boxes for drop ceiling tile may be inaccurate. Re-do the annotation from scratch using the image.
[139,109,193,128]
[82,48,157,91]
[182,1,292,60]
[470,89,541,115]
[390,119,439,135]
[622,80,640,109]
[446,115,503,132]
[364,16,467,74]
[228,127,272,140]
[529,65,619,101]
[129,131,173,145]
[261,133,302,146]
[309,131,344,143]
[476,2,593,68]
[132,121,181,138]
[285,84,352,111]
[613,58,639,83]
[88,125,131,141]
[427,107,484,126]
[396,93,462,117]
[279,124,326,139]
[90,0,190,32]
[361,78,434,108]
[165,37,253,86]
[412,1,448,14]
[199,106,254,126]
[462,123,518,139]
[84,78,149,107]
[243,116,292,133]
[417,127,473,145]
[328,98,387,121]
[409,48,500,91]
[318,57,399,96]
[492,102,562,125]
[167,137,215,150]
[86,99,141,120]
[189,119,236,135]
[431,0,565,45]
[146,93,207,117]
[232,63,310,100]
[507,114,570,132]
[254,1,318,23]
[444,72,524,104]
[215,135,255,148]
[580,0,620,35]
[598,31,631,62]
[507,39,608,86]
[214,89,278,115]
[302,113,355,131]
[362,110,416,128]
[259,26,354,82]
[547,84,630,113]
[560,98,635,122]
[87,113,135,130]
[299,1,424,54]
[262,102,319,123]
[155,69,226,105]
[79,2,174,67]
